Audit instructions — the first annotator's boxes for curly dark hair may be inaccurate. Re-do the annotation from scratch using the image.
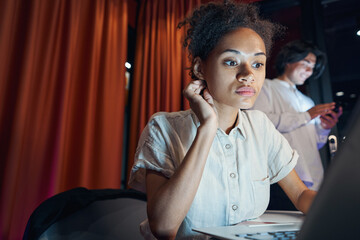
[275,40,327,79]
[178,1,283,79]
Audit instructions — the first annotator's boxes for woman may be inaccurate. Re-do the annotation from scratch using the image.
[129,1,316,239]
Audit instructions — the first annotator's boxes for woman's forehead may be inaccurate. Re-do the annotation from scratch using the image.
[212,28,266,56]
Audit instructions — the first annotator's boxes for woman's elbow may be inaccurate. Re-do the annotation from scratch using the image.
[148,218,179,240]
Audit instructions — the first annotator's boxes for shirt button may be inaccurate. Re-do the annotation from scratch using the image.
[230,173,236,178]
[225,144,231,149]
[232,205,238,211]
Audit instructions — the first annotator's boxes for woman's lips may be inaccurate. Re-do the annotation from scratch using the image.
[236,86,255,97]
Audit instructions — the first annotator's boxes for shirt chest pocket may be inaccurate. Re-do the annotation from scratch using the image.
[251,176,270,218]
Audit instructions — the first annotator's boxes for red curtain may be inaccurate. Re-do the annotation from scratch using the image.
[126,0,201,182]
[0,0,128,239]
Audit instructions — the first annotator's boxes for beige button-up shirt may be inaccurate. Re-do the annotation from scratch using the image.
[129,109,297,239]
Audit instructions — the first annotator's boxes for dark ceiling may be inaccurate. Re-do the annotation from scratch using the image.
[322,0,360,115]
[317,0,360,137]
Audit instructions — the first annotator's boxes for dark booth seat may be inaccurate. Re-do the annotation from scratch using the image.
[24,187,147,240]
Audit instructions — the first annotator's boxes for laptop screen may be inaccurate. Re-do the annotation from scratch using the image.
[297,99,360,239]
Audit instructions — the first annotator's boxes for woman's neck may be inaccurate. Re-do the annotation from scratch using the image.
[214,102,239,134]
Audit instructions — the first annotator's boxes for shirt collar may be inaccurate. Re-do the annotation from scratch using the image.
[235,110,246,140]
[190,109,246,139]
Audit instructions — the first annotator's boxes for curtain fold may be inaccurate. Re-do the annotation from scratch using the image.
[0,0,128,239]
[126,0,202,183]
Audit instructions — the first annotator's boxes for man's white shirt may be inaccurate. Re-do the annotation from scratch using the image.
[252,78,330,190]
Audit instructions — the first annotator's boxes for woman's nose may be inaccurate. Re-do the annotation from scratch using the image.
[239,74,254,82]
[237,65,255,82]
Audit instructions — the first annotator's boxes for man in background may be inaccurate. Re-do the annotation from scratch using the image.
[252,40,342,209]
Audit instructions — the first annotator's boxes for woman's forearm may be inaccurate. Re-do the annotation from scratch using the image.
[146,123,217,239]
[296,189,317,214]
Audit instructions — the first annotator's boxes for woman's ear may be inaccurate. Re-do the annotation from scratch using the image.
[193,57,205,80]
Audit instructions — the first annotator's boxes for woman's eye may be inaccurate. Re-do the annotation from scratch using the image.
[252,62,264,69]
[224,60,238,66]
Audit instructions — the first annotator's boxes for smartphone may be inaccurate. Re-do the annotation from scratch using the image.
[327,102,341,117]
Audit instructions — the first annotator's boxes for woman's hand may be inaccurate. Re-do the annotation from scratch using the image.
[183,80,218,128]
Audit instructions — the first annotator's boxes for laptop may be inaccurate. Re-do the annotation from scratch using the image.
[193,210,304,239]
[193,99,360,240]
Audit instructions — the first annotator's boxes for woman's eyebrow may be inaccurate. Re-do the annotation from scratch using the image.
[222,49,266,57]
[254,52,266,56]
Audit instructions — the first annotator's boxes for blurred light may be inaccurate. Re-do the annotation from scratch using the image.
[357,30,360,36]
[336,91,344,97]
[350,93,357,98]
[125,62,131,69]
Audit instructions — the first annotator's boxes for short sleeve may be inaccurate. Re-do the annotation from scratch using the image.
[128,117,176,193]
[266,116,298,184]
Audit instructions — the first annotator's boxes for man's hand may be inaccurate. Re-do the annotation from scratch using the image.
[307,102,335,120]
[320,106,343,129]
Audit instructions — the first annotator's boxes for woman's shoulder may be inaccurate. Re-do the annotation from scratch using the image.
[150,109,192,120]
[145,110,197,133]
[149,109,194,124]
[241,109,275,129]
